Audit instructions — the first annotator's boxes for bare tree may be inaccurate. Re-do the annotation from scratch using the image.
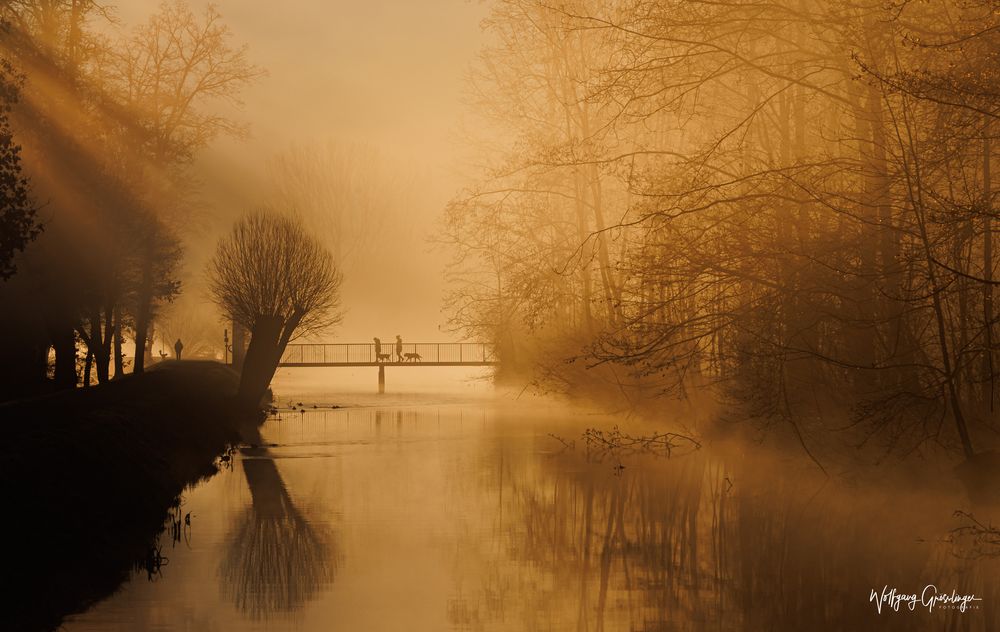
[108,0,263,167]
[208,209,343,409]
[265,141,409,271]
[106,0,264,373]
[445,0,1000,460]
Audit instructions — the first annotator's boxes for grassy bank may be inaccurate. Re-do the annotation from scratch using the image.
[0,361,250,631]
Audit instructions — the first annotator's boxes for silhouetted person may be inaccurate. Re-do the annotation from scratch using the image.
[373,337,382,361]
[395,335,403,363]
[174,338,184,361]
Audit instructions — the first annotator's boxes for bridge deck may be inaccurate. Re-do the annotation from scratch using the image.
[279,361,497,367]
[278,342,497,367]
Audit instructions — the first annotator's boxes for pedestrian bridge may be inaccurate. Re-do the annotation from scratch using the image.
[278,342,498,393]
[279,342,497,367]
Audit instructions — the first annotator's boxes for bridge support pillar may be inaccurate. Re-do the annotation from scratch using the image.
[378,364,385,394]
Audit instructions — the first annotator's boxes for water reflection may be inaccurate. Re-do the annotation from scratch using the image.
[219,452,338,620]
[60,403,1000,631]
[450,440,1000,631]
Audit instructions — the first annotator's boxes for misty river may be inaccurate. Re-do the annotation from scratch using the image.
[60,371,999,632]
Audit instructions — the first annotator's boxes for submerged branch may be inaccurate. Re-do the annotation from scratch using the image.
[550,425,701,458]
[950,510,1000,559]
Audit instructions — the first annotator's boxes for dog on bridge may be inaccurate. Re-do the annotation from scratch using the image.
[403,352,423,362]
[376,353,393,363]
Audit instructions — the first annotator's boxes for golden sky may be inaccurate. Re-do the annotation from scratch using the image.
[115,0,486,166]
[115,0,490,340]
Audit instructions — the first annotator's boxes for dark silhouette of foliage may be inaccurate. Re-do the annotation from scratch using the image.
[0,1,258,395]
[0,57,37,280]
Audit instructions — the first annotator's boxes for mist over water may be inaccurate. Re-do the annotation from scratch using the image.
[59,378,1000,631]
[272,366,495,406]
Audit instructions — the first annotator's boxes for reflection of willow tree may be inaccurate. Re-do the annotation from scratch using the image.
[219,457,337,620]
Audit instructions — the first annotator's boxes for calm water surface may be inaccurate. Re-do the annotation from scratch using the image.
[62,382,1000,631]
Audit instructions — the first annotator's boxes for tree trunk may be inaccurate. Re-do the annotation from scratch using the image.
[113,306,124,378]
[133,255,153,374]
[89,312,110,384]
[233,320,247,370]
[870,83,914,391]
[275,312,303,352]
[66,0,84,73]
[145,324,155,364]
[897,101,976,458]
[775,89,807,400]
[83,350,93,388]
[238,312,307,411]
[571,167,594,332]
[237,316,285,409]
[52,325,77,390]
[851,88,879,380]
[100,304,114,381]
[982,120,994,411]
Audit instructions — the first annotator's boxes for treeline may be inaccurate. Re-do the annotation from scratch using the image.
[0,0,259,398]
[443,0,999,456]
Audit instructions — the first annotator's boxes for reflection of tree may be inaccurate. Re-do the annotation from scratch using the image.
[219,456,338,620]
[451,443,1000,632]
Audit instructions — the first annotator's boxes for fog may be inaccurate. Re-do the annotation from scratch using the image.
[2,0,1000,629]
[120,0,489,341]
[3,0,1000,489]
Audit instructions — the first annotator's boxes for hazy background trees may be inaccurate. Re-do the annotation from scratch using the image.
[445,0,1000,460]
[265,141,398,270]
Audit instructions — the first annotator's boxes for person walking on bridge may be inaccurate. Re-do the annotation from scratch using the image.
[395,335,403,363]
[374,337,382,362]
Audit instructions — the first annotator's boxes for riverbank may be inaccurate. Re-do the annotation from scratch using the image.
[0,361,250,631]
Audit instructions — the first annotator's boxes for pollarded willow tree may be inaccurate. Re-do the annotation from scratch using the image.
[208,209,343,409]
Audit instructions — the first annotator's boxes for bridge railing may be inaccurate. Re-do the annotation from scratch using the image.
[280,342,497,365]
